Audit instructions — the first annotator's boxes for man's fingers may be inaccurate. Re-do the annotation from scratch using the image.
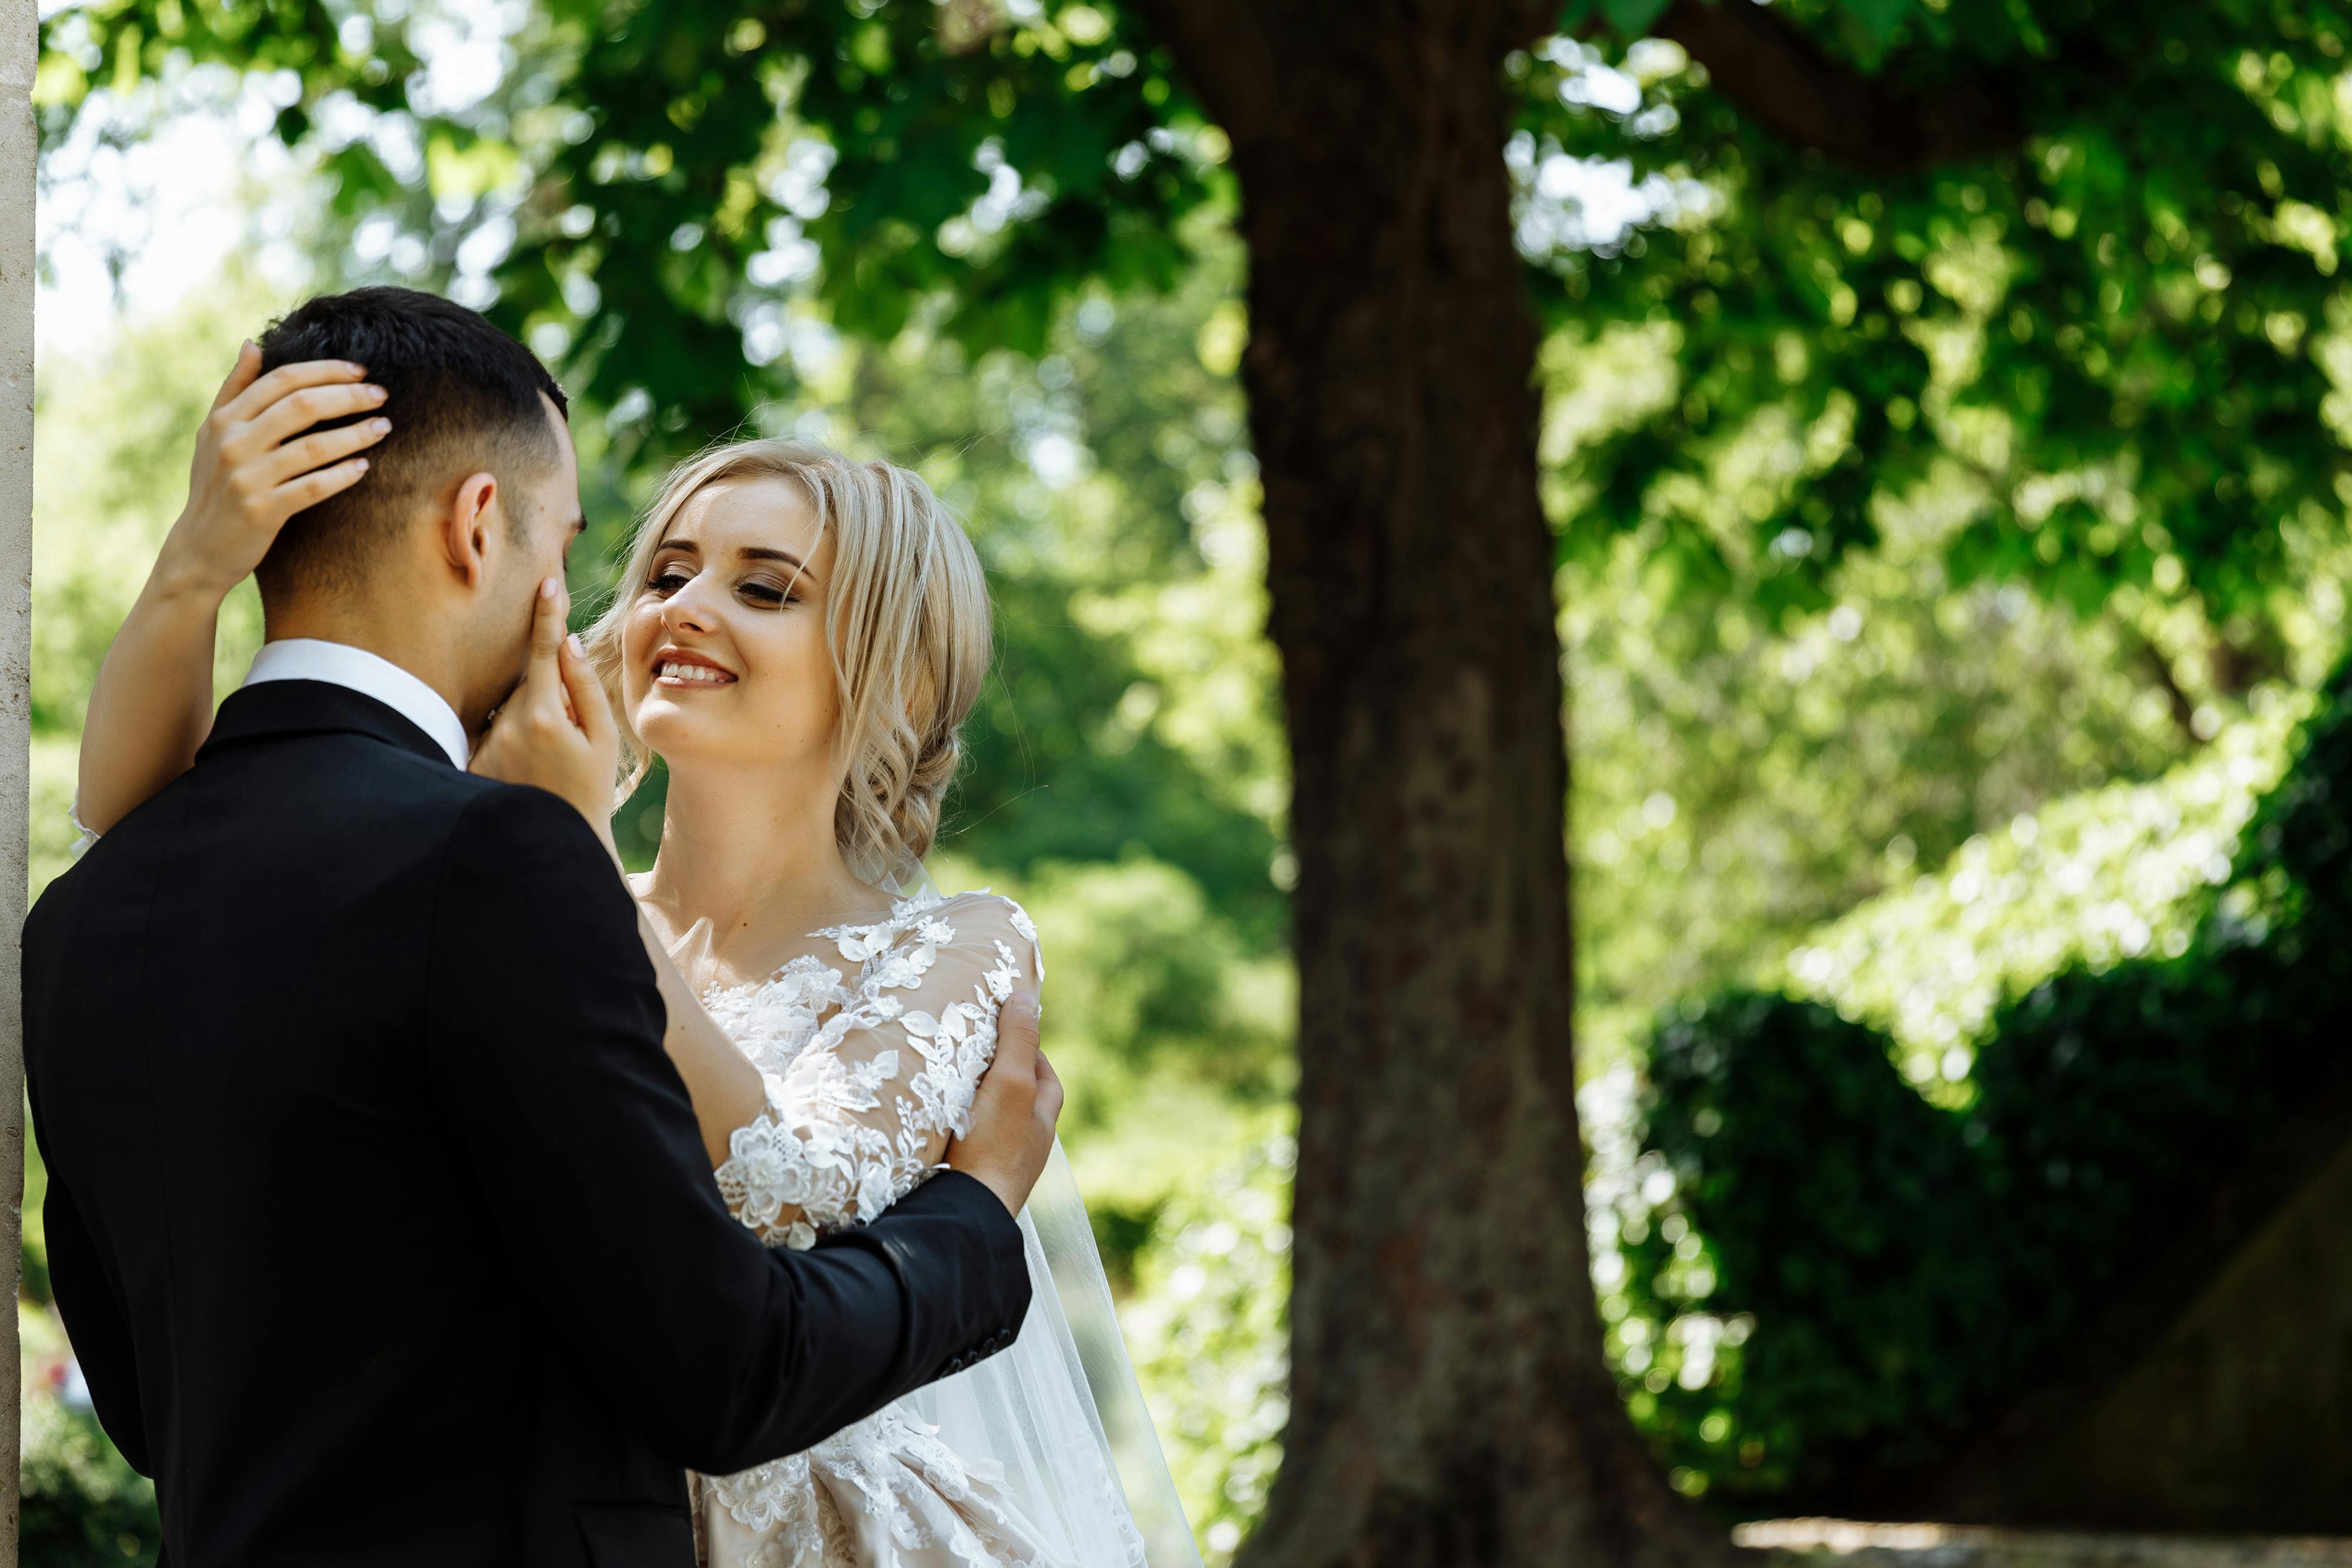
[257,418,391,489]
[219,359,372,427]
[236,380,389,452]
[1031,1048,1064,1126]
[997,991,1042,1057]
[993,994,1043,1084]
[208,340,264,413]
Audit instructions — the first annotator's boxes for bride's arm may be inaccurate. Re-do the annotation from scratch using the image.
[78,346,390,833]
[719,894,1044,1248]
[636,901,774,1168]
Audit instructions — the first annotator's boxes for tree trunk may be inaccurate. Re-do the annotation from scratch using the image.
[1137,3,1729,1564]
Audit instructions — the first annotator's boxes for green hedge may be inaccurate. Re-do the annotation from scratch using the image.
[19,1400,161,1567]
[1625,660,2352,1508]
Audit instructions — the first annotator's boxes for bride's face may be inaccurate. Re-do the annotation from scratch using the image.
[619,475,841,781]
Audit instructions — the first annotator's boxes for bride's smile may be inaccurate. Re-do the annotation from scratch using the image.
[655,650,737,687]
[617,471,840,786]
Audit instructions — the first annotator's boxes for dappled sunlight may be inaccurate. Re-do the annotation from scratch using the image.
[1782,689,2312,1094]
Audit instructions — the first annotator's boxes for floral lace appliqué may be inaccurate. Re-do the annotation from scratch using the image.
[703,892,1059,1568]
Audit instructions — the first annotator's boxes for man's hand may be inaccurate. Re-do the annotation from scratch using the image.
[155,343,392,600]
[471,577,623,854]
[947,993,1063,1216]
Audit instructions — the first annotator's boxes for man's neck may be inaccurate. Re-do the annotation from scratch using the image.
[262,598,475,734]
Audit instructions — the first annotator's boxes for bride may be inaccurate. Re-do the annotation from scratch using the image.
[75,351,1200,1568]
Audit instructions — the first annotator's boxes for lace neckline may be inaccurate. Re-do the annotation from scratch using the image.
[699,887,957,1009]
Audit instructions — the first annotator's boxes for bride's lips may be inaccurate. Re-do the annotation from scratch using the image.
[653,647,737,688]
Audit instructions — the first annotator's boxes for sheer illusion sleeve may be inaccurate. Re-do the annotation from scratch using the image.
[714,892,1043,1249]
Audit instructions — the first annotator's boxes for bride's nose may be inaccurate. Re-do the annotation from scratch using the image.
[659,583,718,637]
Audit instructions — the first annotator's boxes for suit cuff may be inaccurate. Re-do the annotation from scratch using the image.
[813,1168,1033,1388]
[919,1169,1027,1262]
[918,1169,1031,1372]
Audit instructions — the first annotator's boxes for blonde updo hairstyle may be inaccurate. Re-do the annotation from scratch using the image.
[582,439,991,888]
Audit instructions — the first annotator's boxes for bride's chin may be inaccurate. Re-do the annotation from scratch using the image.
[632,705,704,754]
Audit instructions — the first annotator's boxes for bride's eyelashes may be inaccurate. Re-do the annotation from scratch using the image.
[643,560,804,609]
[737,574,799,607]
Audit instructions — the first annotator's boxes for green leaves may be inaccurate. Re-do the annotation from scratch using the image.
[1526,1,2352,651]
[1601,0,1676,36]
[476,0,1222,434]
[1840,0,1918,52]
[38,0,1222,462]
[47,0,2352,660]
[35,0,419,134]
[1619,655,2352,1504]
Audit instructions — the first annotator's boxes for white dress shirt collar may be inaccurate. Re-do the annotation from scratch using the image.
[243,638,472,770]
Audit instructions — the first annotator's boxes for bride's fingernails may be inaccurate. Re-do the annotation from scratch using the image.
[541,576,559,600]
[566,633,584,657]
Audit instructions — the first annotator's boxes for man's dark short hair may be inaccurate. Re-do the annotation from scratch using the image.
[255,287,569,600]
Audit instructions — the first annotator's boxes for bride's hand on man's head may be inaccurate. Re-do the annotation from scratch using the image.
[472,576,624,859]
[156,342,393,601]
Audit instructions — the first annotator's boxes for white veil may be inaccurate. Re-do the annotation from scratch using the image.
[903,1144,1203,1568]
[892,867,1202,1568]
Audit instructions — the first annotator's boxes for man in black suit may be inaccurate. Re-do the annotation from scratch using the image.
[23,288,1057,1567]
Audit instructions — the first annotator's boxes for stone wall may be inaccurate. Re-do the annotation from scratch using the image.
[1921,1131,2352,1532]
[1742,1520,2352,1568]
[3,0,34,1555]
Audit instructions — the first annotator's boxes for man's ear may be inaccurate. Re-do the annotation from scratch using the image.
[437,471,500,589]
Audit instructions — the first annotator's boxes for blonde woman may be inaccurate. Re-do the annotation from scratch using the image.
[75,348,1197,1567]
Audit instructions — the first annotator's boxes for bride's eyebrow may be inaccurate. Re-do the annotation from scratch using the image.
[742,544,821,588]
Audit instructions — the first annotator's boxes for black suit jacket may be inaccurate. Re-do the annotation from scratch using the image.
[22,680,1031,1568]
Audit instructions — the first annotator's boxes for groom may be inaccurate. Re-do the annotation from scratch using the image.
[22,288,1056,1567]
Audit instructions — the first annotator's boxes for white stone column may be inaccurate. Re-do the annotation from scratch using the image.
[1,0,33,1559]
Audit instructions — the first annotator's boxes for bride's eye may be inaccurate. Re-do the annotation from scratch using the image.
[738,576,797,608]
[646,563,693,596]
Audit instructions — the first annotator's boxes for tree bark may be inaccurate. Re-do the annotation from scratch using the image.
[1137,2,1726,1563]
[1648,0,2023,174]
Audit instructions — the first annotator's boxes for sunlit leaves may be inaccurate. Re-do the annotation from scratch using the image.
[36,0,421,140]
[1532,0,2352,658]
[51,0,2352,666]
[38,0,1226,460]
[467,0,1227,442]
[1619,663,2352,1502]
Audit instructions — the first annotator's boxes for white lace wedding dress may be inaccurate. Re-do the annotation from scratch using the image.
[700,888,1187,1568]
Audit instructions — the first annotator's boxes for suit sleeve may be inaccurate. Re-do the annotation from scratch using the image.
[22,899,153,1478]
[425,786,1031,1475]
[35,1155,153,1476]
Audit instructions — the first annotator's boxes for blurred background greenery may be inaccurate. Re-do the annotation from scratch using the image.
[27,0,2352,1560]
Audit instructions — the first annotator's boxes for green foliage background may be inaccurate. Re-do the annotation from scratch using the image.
[1619,658,2352,1506]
